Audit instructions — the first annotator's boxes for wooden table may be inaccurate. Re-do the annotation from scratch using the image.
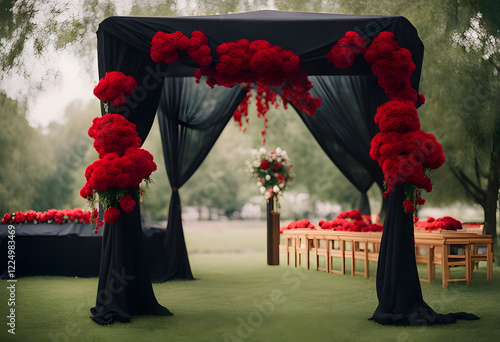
[281,229,493,288]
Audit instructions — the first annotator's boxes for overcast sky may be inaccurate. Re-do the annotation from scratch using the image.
[1,0,278,129]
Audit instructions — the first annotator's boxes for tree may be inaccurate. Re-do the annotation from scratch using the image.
[0,92,55,213]
[337,0,499,251]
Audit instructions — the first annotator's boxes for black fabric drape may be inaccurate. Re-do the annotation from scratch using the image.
[90,191,172,324]
[155,77,247,281]
[372,186,479,325]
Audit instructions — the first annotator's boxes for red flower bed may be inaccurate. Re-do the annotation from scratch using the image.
[318,210,383,232]
[2,209,91,225]
[414,216,462,231]
[280,219,316,233]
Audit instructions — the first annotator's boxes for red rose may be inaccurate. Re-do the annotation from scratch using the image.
[104,207,121,224]
[93,71,137,106]
[403,200,415,213]
[2,213,11,224]
[119,194,136,213]
[260,160,270,169]
[274,163,282,169]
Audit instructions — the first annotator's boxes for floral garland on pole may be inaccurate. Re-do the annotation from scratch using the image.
[247,147,293,206]
[328,31,445,213]
[150,32,321,145]
[81,72,157,233]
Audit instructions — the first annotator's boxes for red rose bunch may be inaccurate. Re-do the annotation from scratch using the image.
[280,219,316,233]
[87,114,142,159]
[1,209,92,225]
[415,216,462,231]
[93,71,137,107]
[318,210,383,232]
[363,31,418,103]
[151,30,212,67]
[359,31,445,213]
[81,114,157,232]
[281,72,322,117]
[194,38,301,88]
[327,31,367,69]
[337,209,363,221]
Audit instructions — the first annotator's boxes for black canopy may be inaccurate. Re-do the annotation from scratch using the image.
[92,10,477,326]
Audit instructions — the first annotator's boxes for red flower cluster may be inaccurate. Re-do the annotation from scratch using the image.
[87,114,142,159]
[93,71,137,107]
[281,73,322,117]
[415,216,462,231]
[81,114,157,231]
[318,210,383,232]
[360,31,445,212]
[2,209,91,225]
[327,31,367,69]
[193,38,301,88]
[364,32,417,103]
[280,219,316,233]
[205,39,300,87]
[150,30,212,67]
[82,148,156,192]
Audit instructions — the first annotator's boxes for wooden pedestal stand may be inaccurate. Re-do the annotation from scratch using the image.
[267,195,280,265]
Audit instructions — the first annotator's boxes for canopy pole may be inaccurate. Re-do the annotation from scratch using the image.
[267,196,280,265]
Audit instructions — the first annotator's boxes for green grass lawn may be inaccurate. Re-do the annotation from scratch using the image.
[1,221,499,342]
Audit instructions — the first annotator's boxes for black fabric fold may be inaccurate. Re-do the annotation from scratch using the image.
[154,77,247,281]
[372,186,479,326]
[90,191,172,324]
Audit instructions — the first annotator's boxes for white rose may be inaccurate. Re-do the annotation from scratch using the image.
[259,147,266,154]
[253,160,260,167]
[265,175,271,181]
[264,192,271,199]
[279,183,284,188]
[276,147,282,154]
[260,186,266,194]
[273,185,280,193]
[257,182,262,187]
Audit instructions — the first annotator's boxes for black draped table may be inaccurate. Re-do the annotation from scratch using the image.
[0,222,167,280]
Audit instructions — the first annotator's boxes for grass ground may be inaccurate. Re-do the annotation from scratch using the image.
[1,220,499,342]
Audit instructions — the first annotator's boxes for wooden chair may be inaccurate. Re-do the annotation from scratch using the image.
[328,235,345,275]
[295,232,311,269]
[441,241,471,288]
[415,244,436,283]
[311,233,329,272]
[282,232,297,266]
[467,233,493,282]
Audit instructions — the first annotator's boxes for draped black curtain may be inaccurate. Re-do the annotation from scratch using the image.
[154,77,247,281]
[295,75,387,216]
[372,186,479,325]
[90,190,172,324]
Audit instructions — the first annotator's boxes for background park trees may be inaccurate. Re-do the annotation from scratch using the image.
[1,1,497,248]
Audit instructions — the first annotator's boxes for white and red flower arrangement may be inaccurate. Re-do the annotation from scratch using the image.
[1,209,92,225]
[328,31,445,213]
[247,147,293,203]
[81,72,157,233]
[318,209,383,232]
[150,31,321,144]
